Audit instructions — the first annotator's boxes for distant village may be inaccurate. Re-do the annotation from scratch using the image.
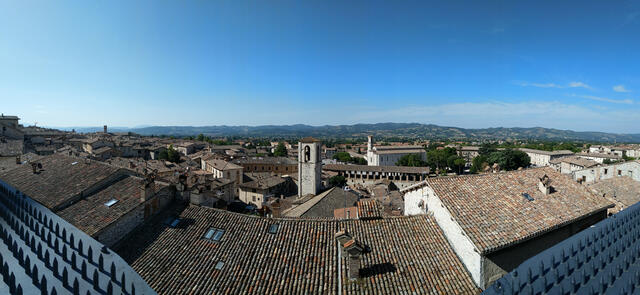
[1,113,640,294]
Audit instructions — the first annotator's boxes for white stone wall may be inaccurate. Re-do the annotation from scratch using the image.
[525,152,551,167]
[572,161,640,183]
[298,141,322,196]
[404,185,483,287]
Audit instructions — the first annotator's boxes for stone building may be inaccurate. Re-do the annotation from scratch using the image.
[549,155,599,174]
[0,179,154,294]
[298,137,322,196]
[572,161,640,183]
[238,173,294,209]
[233,156,297,174]
[0,114,24,139]
[518,148,574,167]
[202,157,243,194]
[366,135,426,166]
[0,153,174,247]
[402,167,612,288]
[323,163,429,190]
[575,152,623,163]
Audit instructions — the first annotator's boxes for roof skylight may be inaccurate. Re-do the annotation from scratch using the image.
[105,199,118,207]
[204,228,225,242]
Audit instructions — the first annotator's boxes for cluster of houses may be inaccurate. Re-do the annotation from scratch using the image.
[2,115,640,294]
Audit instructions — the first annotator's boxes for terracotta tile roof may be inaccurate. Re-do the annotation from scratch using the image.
[0,153,122,210]
[118,205,479,294]
[283,187,359,218]
[299,137,321,143]
[483,202,640,295]
[425,167,613,254]
[204,158,243,171]
[519,148,574,156]
[357,199,383,220]
[588,176,640,213]
[549,155,599,168]
[56,175,145,236]
[239,173,287,190]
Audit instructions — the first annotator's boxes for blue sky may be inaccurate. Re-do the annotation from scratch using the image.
[1,1,639,133]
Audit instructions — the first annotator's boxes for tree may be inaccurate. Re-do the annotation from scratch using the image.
[159,145,181,163]
[478,144,497,156]
[333,152,367,165]
[470,155,488,174]
[453,158,466,174]
[486,149,530,171]
[273,142,288,157]
[328,175,347,188]
[426,147,457,171]
[396,154,427,167]
[196,133,205,141]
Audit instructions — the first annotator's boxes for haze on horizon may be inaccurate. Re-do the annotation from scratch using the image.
[1,1,639,133]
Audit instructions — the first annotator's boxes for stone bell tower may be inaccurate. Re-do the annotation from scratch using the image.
[298,137,322,197]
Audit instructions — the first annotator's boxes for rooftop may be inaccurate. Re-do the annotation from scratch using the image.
[283,187,359,218]
[57,175,149,236]
[549,155,600,168]
[518,148,574,156]
[483,202,640,295]
[588,176,640,213]
[117,204,479,294]
[239,173,287,190]
[0,153,122,210]
[204,158,243,171]
[407,167,613,254]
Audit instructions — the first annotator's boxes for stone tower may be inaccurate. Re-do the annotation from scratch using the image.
[298,137,322,196]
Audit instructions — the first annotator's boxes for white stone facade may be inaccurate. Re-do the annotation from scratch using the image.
[298,139,322,196]
[403,184,483,287]
[572,161,640,184]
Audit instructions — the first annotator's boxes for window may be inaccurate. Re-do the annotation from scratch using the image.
[203,228,225,242]
[252,196,256,202]
[214,261,225,270]
[164,217,181,228]
[268,223,279,234]
[104,199,118,207]
[618,170,622,176]
[604,169,608,174]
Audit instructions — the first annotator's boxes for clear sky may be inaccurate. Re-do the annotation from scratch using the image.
[1,1,639,133]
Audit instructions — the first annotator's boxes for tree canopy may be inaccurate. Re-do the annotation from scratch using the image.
[158,145,181,163]
[273,142,288,157]
[471,148,530,172]
[396,154,427,167]
[333,152,367,165]
[328,175,347,188]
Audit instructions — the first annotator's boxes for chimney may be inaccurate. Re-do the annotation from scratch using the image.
[140,175,156,202]
[538,174,553,195]
[343,239,365,280]
[103,125,108,133]
[270,199,282,218]
[335,231,365,280]
[15,155,20,165]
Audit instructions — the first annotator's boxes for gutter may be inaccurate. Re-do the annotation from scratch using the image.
[337,240,342,295]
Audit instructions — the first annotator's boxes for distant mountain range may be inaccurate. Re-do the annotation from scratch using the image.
[58,123,640,143]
